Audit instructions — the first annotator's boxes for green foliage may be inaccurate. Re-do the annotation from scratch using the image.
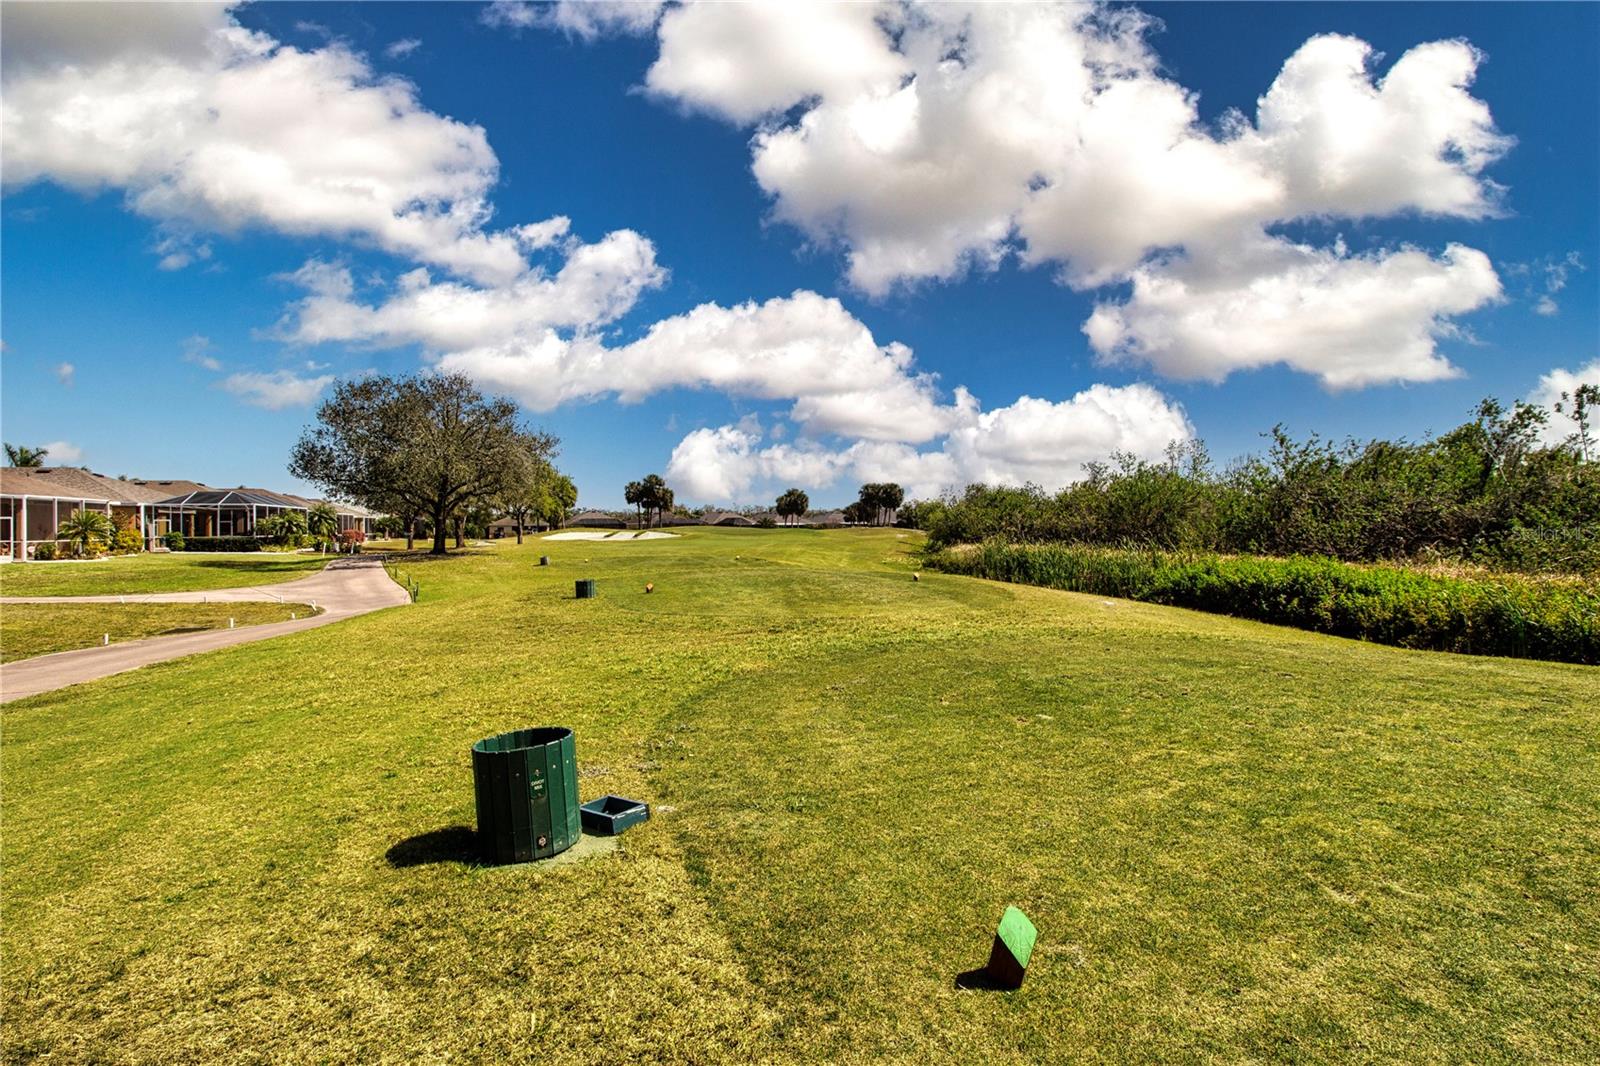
[4,442,48,466]
[177,536,263,552]
[927,541,1598,664]
[162,531,186,551]
[258,510,310,547]
[920,403,1600,574]
[775,487,809,524]
[626,473,674,527]
[30,541,57,560]
[56,508,116,558]
[112,523,144,555]
[291,371,556,555]
[856,482,904,526]
[307,503,338,548]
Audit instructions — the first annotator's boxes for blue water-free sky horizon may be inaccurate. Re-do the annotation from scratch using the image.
[2,1,1595,509]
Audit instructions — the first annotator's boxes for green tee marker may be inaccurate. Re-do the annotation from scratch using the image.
[986,906,1038,989]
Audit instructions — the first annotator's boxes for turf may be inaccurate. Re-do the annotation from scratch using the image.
[0,602,318,662]
[2,529,1596,1063]
[0,553,332,597]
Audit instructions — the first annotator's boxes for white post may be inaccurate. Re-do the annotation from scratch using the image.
[20,496,28,559]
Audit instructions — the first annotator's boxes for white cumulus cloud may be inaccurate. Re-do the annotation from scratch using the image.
[40,440,85,464]
[1084,235,1503,388]
[665,383,1192,503]
[221,368,335,409]
[1,2,534,284]
[592,2,1512,387]
[1528,359,1600,448]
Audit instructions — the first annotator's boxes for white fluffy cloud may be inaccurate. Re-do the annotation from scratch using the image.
[666,383,1192,502]
[40,440,85,464]
[221,368,336,409]
[1528,359,1600,448]
[483,0,664,40]
[435,289,969,442]
[276,227,667,350]
[1084,236,1503,388]
[613,2,1512,386]
[1,2,530,284]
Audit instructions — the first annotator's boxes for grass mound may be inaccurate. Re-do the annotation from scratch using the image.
[926,541,1599,664]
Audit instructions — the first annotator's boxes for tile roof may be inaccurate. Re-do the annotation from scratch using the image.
[0,466,172,503]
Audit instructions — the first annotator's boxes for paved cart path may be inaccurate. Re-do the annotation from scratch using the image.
[0,557,410,703]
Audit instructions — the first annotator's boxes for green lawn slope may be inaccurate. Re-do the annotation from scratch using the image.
[0,553,331,597]
[3,529,1595,1063]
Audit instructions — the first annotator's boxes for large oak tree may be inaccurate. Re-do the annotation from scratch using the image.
[291,372,556,555]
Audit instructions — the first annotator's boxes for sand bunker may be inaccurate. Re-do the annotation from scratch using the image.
[542,530,679,541]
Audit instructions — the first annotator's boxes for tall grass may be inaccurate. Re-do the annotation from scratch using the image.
[926,541,1599,664]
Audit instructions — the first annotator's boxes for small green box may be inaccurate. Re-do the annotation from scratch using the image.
[575,578,597,599]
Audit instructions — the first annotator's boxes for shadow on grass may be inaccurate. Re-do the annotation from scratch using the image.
[386,825,484,868]
[190,558,327,572]
[953,967,1013,992]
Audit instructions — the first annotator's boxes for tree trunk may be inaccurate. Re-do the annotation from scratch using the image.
[431,507,448,555]
[453,515,465,549]
[515,519,524,545]
[406,519,416,551]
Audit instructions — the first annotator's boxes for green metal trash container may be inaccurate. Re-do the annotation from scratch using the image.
[472,727,580,863]
[575,578,597,599]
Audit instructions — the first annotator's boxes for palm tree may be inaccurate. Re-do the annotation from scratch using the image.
[5,443,48,467]
[624,480,644,529]
[57,509,115,557]
[308,503,339,552]
[776,488,809,525]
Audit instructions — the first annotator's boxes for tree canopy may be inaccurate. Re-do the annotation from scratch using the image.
[856,483,904,526]
[627,474,674,527]
[5,443,48,467]
[290,372,557,555]
[775,488,809,524]
[908,397,1600,574]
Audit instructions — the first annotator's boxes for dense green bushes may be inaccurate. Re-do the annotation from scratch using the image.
[177,536,262,553]
[926,541,1598,664]
[912,400,1599,575]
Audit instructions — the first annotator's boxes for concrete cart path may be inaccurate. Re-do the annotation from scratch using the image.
[1,557,410,704]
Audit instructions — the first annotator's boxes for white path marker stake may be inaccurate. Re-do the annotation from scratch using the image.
[103,634,110,646]
[229,617,235,629]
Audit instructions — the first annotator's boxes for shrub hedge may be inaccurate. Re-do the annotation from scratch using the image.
[926,541,1599,665]
[178,536,262,553]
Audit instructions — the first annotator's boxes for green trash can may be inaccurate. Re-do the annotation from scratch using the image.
[575,578,597,599]
[472,727,580,863]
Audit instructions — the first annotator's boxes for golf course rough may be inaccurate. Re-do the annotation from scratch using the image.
[2,528,1596,1064]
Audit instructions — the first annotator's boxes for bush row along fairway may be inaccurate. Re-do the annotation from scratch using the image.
[926,541,1598,664]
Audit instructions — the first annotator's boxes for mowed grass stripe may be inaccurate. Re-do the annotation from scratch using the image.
[2,530,1596,1063]
[1,601,318,662]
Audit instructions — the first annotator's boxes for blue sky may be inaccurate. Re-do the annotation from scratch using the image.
[2,1,1595,509]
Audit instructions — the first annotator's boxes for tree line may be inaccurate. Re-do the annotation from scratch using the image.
[904,394,1600,574]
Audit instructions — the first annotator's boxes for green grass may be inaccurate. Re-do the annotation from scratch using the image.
[0,553,332,597]
[1,602,318,662]
[3,528,1596,1063]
